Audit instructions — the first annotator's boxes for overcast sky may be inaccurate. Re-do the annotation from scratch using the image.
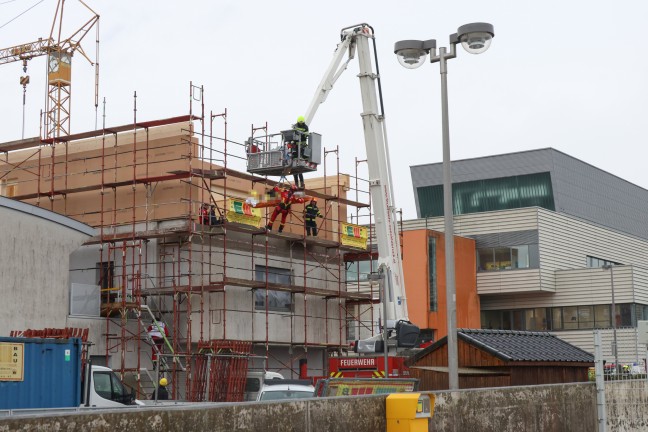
[1,0,646,219]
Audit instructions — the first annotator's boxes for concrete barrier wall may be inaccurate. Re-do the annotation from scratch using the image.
[605,380,648,431]
[429,383,597,432]
[0,397,386,432]
[0,383,601,432]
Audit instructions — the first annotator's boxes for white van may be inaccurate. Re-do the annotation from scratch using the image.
[244,371,284,401]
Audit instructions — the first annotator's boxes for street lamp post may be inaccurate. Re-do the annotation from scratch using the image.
[395,23,494,390]
[603,264,619,372]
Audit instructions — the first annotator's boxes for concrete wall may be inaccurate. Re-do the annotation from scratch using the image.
[0,383,600,432]
[0,198,93,335]
[606,380,648,431]
[430,383,596,432]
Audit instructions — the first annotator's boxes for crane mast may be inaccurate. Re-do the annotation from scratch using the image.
[304,24,418,353]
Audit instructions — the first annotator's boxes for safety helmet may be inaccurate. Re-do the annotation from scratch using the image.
[297,115,305,123]
[311,198,317,203]
[159,378,168,386]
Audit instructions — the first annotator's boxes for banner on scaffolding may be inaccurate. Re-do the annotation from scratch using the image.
[340,223,368,249]
[226,199,262,227]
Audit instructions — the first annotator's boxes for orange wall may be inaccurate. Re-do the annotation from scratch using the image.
[402,229,480,340]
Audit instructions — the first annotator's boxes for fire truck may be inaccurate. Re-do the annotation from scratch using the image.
[328,356,412,379]
[244,24,421,379]
[301,24,420,375]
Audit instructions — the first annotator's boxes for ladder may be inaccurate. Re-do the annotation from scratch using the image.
[138,305,185,372]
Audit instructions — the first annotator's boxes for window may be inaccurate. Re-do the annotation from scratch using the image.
[586,256,621,268]
[636,305,648,322]
[254,265,293,312]
[485,303,642,332]
[578,306,594,329]
[346,259,376,283]
[418,172,555,217]
[97,261,114,289]
[93,371,130,404]
[477,245,530,271]
[346,316,356,341]
[481,310,502,329]
[617,304,633,327]
[563,306,578,330]
[512,310,524,330]
[70,283,100,316]
[594,305,611,328]
[552,308,563,330]
[511,246,529,269]
[525,308,548,330]
[428,236,437,311]
[97,261,115,304]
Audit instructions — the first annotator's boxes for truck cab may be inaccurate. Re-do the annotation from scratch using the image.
[83,365,141,408]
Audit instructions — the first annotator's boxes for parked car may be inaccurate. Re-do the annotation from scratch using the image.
[256,379,315,401]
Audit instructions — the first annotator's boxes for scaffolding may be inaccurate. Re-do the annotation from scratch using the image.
[0,84,383,401]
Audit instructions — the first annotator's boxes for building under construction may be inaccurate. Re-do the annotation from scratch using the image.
[0,87,384,401]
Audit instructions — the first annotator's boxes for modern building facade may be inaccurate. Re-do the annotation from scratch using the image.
[411,148,648,240]
[409,148,648,365]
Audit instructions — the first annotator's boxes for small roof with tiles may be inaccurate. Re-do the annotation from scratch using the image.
[408,329,594,365]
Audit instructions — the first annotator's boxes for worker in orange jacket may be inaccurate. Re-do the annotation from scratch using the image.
[266,184,304,233]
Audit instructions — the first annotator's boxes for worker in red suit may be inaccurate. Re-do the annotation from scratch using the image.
[147,316,170,367]
[199,203,210,225]
[266,184,304,233]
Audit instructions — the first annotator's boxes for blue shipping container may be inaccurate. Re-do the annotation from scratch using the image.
[0,337,82,409]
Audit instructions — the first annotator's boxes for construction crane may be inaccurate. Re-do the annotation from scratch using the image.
[0,0,99,139]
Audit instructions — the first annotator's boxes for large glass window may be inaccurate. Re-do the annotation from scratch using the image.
[483,303,644,332]
[511,246,529,269]
[636,305,648,322]
[525,308,548,330]
[429,237,437,311]
[346,259,376,283]
[578,306,594,329]
[346,316,356,341]
[97,261,115,304]
[552,308,563,330]
[418,172,555,217]
[481,310,502,329]
[512,310,524,330]
[255,265,293,312]
[594,305,611,328]
[618,304,633,327]
[563,306,579,330]
[477,245,530,272]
